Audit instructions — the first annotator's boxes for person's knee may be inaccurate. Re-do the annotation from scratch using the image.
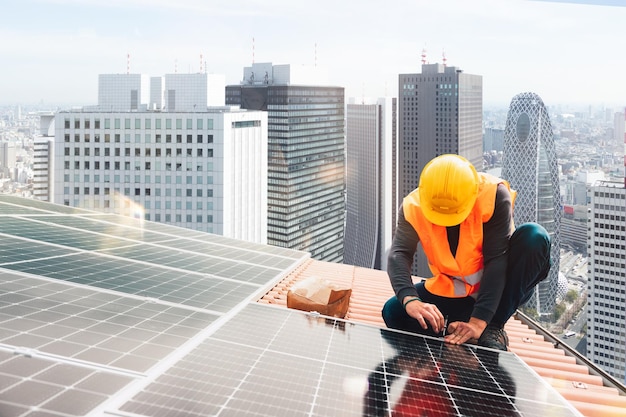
[381,297,398,328]
[514,223,550,255]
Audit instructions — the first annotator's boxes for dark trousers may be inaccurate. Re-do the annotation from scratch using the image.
[382,223,551,336]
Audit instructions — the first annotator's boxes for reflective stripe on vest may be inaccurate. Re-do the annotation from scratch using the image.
[447,270,483,296]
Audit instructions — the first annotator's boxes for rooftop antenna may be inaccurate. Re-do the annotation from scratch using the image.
[200,53,203,73]
[315,42,317,67]
[252,37,255,64]
[126,53,130,74]
[442,49,447,67]
[421,47,427,65]
[175,59,178,73]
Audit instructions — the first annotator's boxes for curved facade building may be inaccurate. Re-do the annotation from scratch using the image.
[501,92,561,315]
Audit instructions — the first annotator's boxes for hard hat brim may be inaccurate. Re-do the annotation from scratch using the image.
[420,201,474,227]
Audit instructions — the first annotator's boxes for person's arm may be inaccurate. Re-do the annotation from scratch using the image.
[471,183,512,324]
[388,206,445,333]
[387,206,420,302]
[445,184,512,344]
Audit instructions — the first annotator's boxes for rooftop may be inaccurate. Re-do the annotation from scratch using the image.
[0,194,623,416]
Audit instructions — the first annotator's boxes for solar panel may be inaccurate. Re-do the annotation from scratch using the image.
[115,303,583,417]
[0,196,587,417]
[0,272,216,373]
[0,196,308,312]
[0,350,135,417]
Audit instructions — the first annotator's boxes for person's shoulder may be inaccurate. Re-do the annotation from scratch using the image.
[495,183,512,203]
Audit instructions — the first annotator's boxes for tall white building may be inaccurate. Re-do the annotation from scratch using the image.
[33,137,54,201]
[53,73,268,244]
[344,97,397,270]
[587,180,626,382]
[0,142,17,180]
[32,113,56,201]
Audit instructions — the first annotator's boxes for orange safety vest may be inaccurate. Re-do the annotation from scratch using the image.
[402,173,515,298]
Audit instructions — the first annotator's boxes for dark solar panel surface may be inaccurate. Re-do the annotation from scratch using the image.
[0,196,584,417]
[118,303,582,417]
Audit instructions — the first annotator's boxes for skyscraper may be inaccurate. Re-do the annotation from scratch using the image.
[226,63,345,263]
[398,63,483,277]
[344,97,397,270]
[53,73,268,244]
[587,179,626,382]
[32,137,53,201]
[501,92,561,316]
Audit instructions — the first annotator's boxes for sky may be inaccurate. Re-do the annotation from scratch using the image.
[1,0,626,109]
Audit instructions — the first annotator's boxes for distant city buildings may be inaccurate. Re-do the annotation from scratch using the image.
[398,63,483,277]
[483,127,504,153]
[52,73,268,244]
[344,97,397,270]
[501,92,561,316]
[586,179,626,382]
[226,63,345,263]
[560,204,588,255]
[0,141,16,180]
[613,109,625,145]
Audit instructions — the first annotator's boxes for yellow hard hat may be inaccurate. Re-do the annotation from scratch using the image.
[418,154,479,226]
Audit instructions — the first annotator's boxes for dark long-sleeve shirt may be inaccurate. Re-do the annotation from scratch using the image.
[387,184,513,324]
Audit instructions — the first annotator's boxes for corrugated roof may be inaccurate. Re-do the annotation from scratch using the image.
[258,259,626,417]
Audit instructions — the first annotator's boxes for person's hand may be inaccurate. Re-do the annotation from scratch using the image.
[444,317,487,345]
[403,297,445,333]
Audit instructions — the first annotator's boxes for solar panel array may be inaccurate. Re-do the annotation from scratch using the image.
[0,195,583,417]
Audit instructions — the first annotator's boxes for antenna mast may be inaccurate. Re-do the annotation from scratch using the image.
[442,50,447,67]
[421,48,427,65]
[126,53,130,74]
[252,37,255,64]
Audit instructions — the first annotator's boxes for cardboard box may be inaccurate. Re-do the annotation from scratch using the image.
[287,276,352,318]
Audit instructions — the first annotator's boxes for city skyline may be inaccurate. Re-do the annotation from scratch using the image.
[2,0,626,108]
